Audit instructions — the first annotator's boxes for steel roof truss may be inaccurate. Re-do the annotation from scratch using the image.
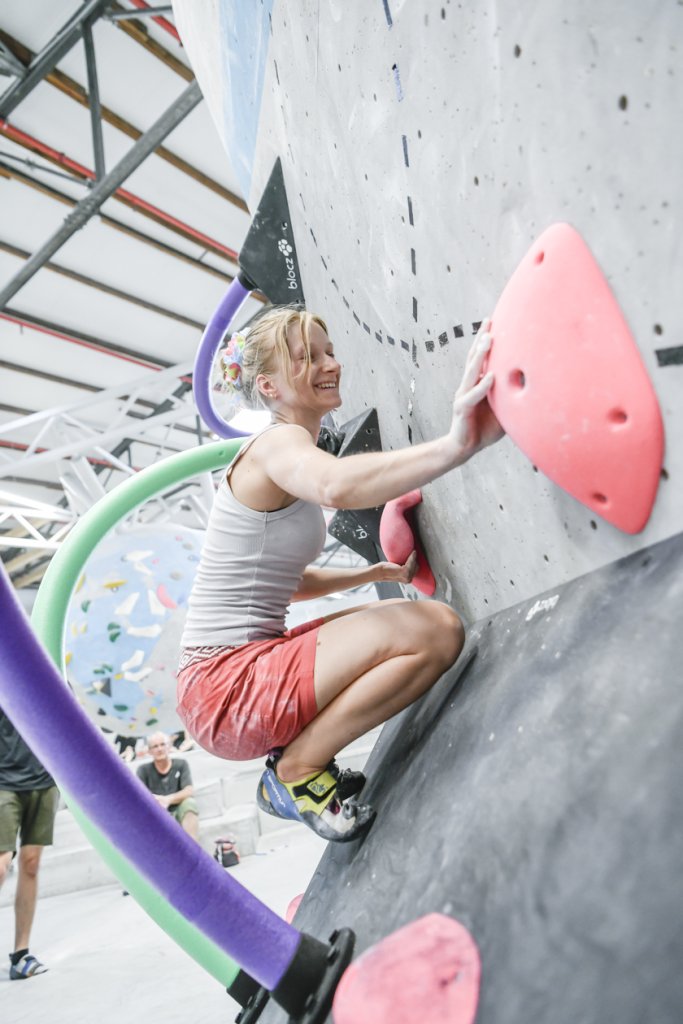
[0,0,110,118]
[0,364,197,476]
[82,21,105,179]
[0,78,202,309]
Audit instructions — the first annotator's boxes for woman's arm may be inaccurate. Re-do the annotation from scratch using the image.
[291,552,417,601]
[258,324,504,510]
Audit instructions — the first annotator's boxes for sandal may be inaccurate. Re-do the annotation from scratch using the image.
[9,953,48,979]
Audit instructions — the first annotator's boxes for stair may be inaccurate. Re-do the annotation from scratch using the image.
[0,728,380,906]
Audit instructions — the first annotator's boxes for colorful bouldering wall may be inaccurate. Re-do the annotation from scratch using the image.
[65,523,202,734]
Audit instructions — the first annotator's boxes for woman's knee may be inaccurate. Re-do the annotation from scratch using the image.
[420,601,464,667]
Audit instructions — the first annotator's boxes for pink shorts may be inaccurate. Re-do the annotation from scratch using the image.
[176,618,323,761]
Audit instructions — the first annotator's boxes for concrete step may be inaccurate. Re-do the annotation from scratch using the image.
[0,802,276,905]
[0,728,381,904]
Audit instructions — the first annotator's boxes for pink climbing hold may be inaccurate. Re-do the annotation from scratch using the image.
[285,893,304,924]
[332,913,481,1024]
[486,222,664,533]
[155,583,177,610]
[379,489,436,595]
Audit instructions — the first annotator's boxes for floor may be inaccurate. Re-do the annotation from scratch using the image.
[0,828,326,1024]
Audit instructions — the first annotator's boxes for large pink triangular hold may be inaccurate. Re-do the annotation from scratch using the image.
[486,223,664,533]
[332,913,481,1024]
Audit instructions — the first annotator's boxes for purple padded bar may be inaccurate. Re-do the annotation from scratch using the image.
[193,276,252,438]
[0,565,300,990]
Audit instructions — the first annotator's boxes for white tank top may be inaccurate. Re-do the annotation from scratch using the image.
[180,426,326,648]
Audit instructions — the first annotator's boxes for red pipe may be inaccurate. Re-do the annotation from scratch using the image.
[0,120,240,264]
[127,0,182,44]
[0,312,162,371]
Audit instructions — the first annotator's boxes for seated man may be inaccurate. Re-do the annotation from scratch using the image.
[136,732,199,842]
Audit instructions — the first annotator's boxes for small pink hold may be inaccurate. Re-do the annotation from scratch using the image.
[285,893,304,924]
[333,913,480,1024]
[156,583,177,610]
[379,490,436,596]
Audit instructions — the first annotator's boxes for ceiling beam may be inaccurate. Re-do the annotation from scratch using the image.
[107,5,173,22]
[109,2,193,80]
[1,308,171,369]
[0,239,204,329]
[0,358,208,441]
[1,360,192,435]
[0,79,204,310]
[0,159,238,284]
[0,29,248,212]
[0,119,240,266]
[0,38,26,78]
[0,356,99,392]
[112,1,180,44]
[82,20,106,180]
[0,0,110,118]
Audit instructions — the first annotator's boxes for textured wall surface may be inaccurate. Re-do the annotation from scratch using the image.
[270,531,683,1024]
[170,8,682,1019]
[175,0,682,623]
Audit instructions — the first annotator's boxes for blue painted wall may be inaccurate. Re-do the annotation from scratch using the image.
[218,0,274,198]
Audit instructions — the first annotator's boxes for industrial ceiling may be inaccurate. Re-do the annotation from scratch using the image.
[0,0,265,594]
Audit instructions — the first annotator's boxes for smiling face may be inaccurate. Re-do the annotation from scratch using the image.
[257,319,342,423]
[285,320,342,413]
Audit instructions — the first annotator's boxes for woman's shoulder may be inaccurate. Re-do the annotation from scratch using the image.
[250,422,315,455]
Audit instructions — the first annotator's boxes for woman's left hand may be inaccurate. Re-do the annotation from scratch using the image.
[377,550,418,585]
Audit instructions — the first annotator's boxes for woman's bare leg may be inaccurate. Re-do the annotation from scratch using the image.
[277,599,464,782]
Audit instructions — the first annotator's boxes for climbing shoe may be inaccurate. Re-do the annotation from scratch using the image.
[260,751,365,804]
[256,760,375,843]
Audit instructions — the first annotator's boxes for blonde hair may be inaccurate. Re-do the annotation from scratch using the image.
[239,306,328,408]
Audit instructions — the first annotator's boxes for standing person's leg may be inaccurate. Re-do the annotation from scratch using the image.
[277,598,464,781]
[0,849,13,891]
[14,845,42,951]
[0,789,21,944]
[8,786,58,978]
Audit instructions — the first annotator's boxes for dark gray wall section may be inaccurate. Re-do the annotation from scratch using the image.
[258,529,683,1023]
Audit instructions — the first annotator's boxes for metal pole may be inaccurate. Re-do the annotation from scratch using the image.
[0,79,202,311]
[0,40,27,79]
[0,0,110,118]
[82,22,105,180]
[107,6,174,20]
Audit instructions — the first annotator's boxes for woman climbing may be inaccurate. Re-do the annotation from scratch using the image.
[177,306,503,841]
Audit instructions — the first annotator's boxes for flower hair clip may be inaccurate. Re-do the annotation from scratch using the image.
[219,332,247,394]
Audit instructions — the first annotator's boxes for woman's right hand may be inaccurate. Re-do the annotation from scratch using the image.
[448,319,505,461]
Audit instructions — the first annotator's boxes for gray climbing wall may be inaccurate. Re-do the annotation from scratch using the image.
[261,529,683,1024]
[175,0,682,623]
[169,6,683,1019]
